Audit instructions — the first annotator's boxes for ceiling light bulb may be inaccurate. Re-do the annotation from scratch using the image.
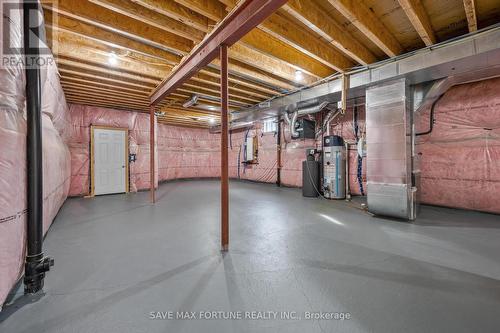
[108,52,118,66]
[295,70,303,81]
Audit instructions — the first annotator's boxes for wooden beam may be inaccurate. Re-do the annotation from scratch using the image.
[45,5,301,90]
[229,42,318,84]
[258,12,354,72]
[463,0,478,32]
[174,0,224,22]
[45,0,194,54]
[60,80,149,99]
[198,0,335,77]
[66,97,148,112]
[326,0,403,57]
[127,1,320,83]
[64,91,148,107]
[52,42,267,105]
[88,0,205,42]
[130,0,211,32]
[282,0,377,65]
[58,64,156,90]
[47,21,286,95]
[397,0,436,46]
[220,45,229,252]
[60,71,152,94]
[151,0,288,105]
[61,86,149,104]
[240,30,332,79]
[44,10,180,64]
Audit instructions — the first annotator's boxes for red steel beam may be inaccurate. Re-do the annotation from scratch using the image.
[220,45,229,252]
[150,105,156,204]
[150,0,289,105]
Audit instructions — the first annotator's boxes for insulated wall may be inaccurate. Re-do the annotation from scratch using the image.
[329,106,367,196]
[228,126,278,184]
[67,104,158,196]
[417,77,500,214]
[158,124,219,180]
[0,3,70,308]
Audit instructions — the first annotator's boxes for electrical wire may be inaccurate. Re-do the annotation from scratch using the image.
[354,105,365,196]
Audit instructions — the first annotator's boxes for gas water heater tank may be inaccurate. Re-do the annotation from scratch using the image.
[323,135,346,199]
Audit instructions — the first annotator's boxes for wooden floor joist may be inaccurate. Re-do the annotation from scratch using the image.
[39,0,499,128]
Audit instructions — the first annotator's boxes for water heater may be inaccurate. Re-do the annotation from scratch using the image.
[323,135,346,199]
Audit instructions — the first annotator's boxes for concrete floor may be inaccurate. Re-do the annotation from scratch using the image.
[1,180,500,333]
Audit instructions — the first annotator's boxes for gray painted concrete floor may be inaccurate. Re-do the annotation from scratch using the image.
[1,180,500,333]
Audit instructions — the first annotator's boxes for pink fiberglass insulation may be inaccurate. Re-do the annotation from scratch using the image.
[67,104,158,196]
[228,125,278,184]
[0,2,71,308]
[158,124,220,180]
[416,77,500,214]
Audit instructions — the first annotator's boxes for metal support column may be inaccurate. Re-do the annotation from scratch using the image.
[150,105,156,204]
[23,0,53,294]
[220,45,229,252]
[276,120,282,187]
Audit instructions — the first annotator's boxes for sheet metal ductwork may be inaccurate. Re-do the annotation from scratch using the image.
[283,101,334,138]
[366,78,416,220]
[230,25,500,125]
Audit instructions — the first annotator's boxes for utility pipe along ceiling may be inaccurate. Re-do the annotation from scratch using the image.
[42,0,500,128]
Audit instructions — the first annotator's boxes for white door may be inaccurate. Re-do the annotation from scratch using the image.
[93,128,127,196]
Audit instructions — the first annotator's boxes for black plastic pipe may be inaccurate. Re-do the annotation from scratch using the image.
[23,0,53,295]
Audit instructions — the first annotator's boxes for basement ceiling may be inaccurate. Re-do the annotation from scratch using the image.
[42,0,500,128]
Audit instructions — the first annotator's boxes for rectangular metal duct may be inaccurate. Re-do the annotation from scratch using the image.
[366,78,416,220]
[230,25,500,124]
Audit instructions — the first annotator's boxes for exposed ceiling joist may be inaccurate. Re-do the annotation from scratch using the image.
[463,0,478,32]
[326,0,403,57]
[88,0,204,42]
[130,0,211,32]
[258,12,355,72]
[398,0,436,46]
[150,0,289,105]
[39,0,499,128]
[45,0,310,88]
[282,0,377,65]
[129,0,323,83]
[174,0,224,22]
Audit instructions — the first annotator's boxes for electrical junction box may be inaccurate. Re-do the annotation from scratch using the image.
[293,118,316,139]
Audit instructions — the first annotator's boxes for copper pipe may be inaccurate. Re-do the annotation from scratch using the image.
[150,105,156,204]
[220,45,229,252]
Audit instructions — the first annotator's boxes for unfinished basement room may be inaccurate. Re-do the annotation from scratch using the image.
[1,0,500,332]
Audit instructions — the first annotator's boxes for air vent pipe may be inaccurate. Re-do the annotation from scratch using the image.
[284,101,333,138]
[23,0,54,295]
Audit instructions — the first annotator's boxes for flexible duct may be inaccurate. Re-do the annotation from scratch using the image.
[286,102,333,138]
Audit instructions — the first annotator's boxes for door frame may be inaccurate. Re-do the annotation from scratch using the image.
[90,125,130,197]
